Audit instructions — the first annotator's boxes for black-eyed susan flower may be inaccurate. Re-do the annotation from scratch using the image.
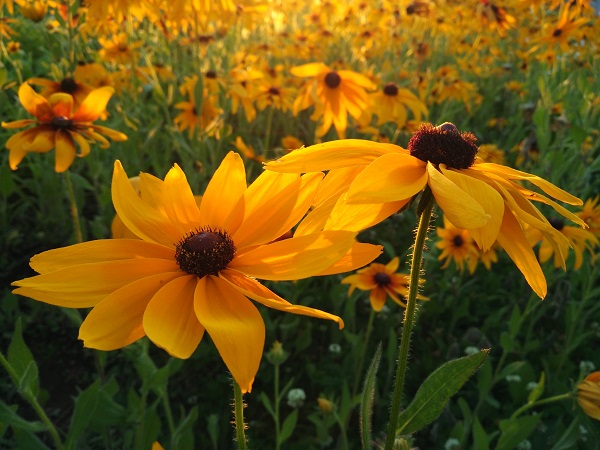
[13,153,382,393]
[577,196,600,237]
[27,76,94,109]
[342,257,427,311]
[577,371,600,421]
[364,82,427,129]
[2,83,127,172]
[436,215,479,273]
[265,122,586,298]
[291,62,375,139]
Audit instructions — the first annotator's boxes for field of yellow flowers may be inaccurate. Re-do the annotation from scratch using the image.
[1,1,600,449]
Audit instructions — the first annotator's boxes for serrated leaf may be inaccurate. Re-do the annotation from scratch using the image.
[396,349,489,436]
[527,372,545,404]
[495,415,540,450]
[360,343,382,450]
[0,401,46,433]
[7,318,39,396]
[279,409,298,444]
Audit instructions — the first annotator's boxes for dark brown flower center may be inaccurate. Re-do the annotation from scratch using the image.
[50,116,73,129]
[205,70,217,79]
[408,122,479,169]
[268,86,281,96]
[374,272,391,286]
[552,28,562,37]
[549,217,564,231]
[383,82,398,96]
[59,77,78,94]
[453,235,464,247]
[324,71,341,88]
[175,227,236,278]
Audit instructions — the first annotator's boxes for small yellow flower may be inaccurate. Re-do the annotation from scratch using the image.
[281,135,303,152]
[317,397,334,414]
[577,371,600,421]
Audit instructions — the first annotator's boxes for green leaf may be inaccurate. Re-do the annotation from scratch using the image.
[206,414,219,450]
[0,164,16,197]
[549,417,580,450]
[527,372,545,404]
[494,415,541,450]
[396,349,489,436]
[13,428,51,450]
[0,401,46,433]
[7,318,39,396]
[360,343,382,450]
[508,306,521,338]
[497,361,526,380]
[473,417,490,450]
[259,392,275,418]
[279,409,298,444]
[171,406,199,450]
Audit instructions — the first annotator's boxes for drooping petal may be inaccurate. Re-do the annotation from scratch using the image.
[69,130,91,157]
[427,163,489,229]
[54,129,76,172]
[369,288,387,312]
[220,269,344,328]
[112,160,181,247]
[496,207,547,299]
[143,275,204,359]
[18,83,53,120]
[162,163,201,235]
[88,124,128,141]
[12,258,180,307]
[198,151,247,232]
[29,239,175,273]
[1,119,35,129]
[317,242,382,275]
[264,139,402,173]
[347,153,428,203]
[195,275,265,393]
[441,166,504,251]
[229,230,356,280]
[325,196,409,232]
[79,271,184,350]
[72,87,115,122]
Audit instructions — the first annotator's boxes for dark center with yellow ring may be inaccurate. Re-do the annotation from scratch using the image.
[50,116,73,129]
[324,71,341,88]
[453,235,464,247]
[549,217,564,231]
[59,77,78,94]
[175,227,236,278]
[374,272,391,286]
[383,82,399,96]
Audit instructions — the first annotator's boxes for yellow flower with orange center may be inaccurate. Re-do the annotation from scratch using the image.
[577,371,600,421]
[13,152,382,392]
[2,83,127,172]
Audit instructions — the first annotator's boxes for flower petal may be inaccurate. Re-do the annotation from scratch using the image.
[347,153,428,203]
[427,163,489,229]
[230,230,356,280]
[72,87,115,122]
[195,275,265,393]
[162,163,201,235]
[79,272,184,350]
[54,129,76,172]
[144,275,204,358]
[13,258,181,307]
[220,269,344,328]
[290,62,328,77]
[199,151,247,232]
[496,207,547,299]
[325,196,409,231]
[112,160,181,247]
[317,242,382,275]
[18,83,53,120]
[29,239,175,273]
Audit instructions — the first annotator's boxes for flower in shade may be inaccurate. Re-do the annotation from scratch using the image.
[27,76,94,109]
[2,83,127,172]
[265,122,586,298]
[576,196,600,237]
[341,257,427,311]
[12,152,381,393]
[291,62,375,139]
[577,371,600,421]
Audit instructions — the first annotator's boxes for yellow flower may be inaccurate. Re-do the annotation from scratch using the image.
[27,76,94,110]
[233,136,264,163]
[2,83,127,172]
[281,135,303,152]
[577,371,600,421]
[436,215,479,273]
[17,0,48,22]
[265,122,586,298]
[13,153,382,393]
[99,32,143,65]
[173,79,222,139]
[291,62,375,139]
[341,257,426,311]
[366,82,427,128]
[576,196,600,237]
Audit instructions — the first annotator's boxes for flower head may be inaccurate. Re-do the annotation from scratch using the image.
[265,122,586,298]
[577,371,600,421]
[13,153,381,392]
[2,83,127,172]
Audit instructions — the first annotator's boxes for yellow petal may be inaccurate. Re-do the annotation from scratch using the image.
[70,131,91,157]
[12,258,180,307]
[347,153,428,203]
[143,275,204,358]
[441,166,504,251]
[230,230,356,280]
[89,124,128,142]
[72,86,115,122]
[2,119,35,129]
[325,196,409,231]
[220,269,344,328]
[496,207,547,299]
[54,129,76,172]
[199,151,247,232]
[290,62,329,77]
[79,272,184,350]
[427,163,489,229]
[369,288,387,312]
[18,83,52,120]
[49,93,73,118]
[112,160,181,247]
[264,139,402,173]
[195,275,265,393]
[29,239,175,273]
[162,163,201,235]
[233,172,323,248]
[316,242,382,275]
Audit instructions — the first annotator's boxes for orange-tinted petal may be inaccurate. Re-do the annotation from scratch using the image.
[369,287,387,312]
[162,163,201,235]
[79,271,184,350]
[18,83,52,120]
[49,93,74,118]
[317,242,382,275]
[54,129,76,172]
[195,275,265,393]
[72,86,115,122]
[143,275,204,358]
[290,62,328,77]
[325,196,409,231]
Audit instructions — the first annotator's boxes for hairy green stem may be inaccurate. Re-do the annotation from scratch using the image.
[384,199,434,449]
[233,380,248,450]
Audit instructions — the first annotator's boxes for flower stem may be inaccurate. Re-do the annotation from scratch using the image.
[64,170,83,243]
[274,363,281,450]
[384,198,434,449]
[233,379,248,450]
[510,392,573,420]
[352,309,376,398]
[263,106,275,158]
